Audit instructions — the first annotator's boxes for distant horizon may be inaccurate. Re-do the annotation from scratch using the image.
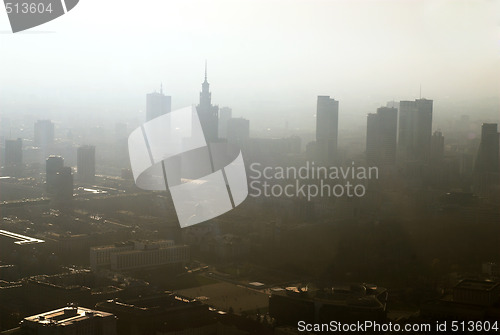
[0,87,498,136]
[1,0,498,132]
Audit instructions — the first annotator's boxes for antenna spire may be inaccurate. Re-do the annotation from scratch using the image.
[419,84,422,99]
[160,82,163,94]
[204,60,207,82]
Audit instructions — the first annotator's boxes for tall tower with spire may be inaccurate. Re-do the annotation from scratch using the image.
[196,61,219,142]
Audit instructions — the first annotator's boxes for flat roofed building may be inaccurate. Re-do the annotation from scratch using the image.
[146,91,172,122]
[398,98,433,162]
[453,279,500,306]
[474,123,499,195]
[76,145,96,183]
[96,293,211,335]
[46,155,64,193]
[316,96,339,163]
[0,230,45,263]
[11,306,117,335]
[90,241,135,269]
[90,240,189,271]
[4,138,23,176]
[420,279,500,320]
[269,283,388,325]
[111,244,189,271]
[0,230,45,246]
[366,107,398,166]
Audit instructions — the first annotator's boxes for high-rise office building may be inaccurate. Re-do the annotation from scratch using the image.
[54,166,74,200]
[474,123,499,194]
[366,107,398,166]
[398,98,433,161]
[146,87,171,122]
[415,99,433,161]
[316,96,339,163]
[46,156,74,202]
[4,138,23,176]
[386,100,400,110]
[366,113,379,164]
[218,107,232,138]
[77,145,96,183]
[46,155,64,193]
[227,118,250,145]
[34,120,54,147]
[398,101,414,154]
[430,130,444,163]
[196,62,219,142]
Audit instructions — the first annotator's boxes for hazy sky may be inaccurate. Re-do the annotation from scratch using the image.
[1,0,499,131]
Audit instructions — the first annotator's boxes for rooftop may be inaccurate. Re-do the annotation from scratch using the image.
[0,230,45,245]
[97,293,203,314]
[23,306,114,327]
[91,240,177,252]
[455,279,500,291]
[272,283,387,308]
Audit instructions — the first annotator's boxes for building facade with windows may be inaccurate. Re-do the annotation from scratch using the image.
[90,240,189,271]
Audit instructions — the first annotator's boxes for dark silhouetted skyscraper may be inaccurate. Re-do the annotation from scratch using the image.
[398,99,433,161]
[55,166,74,200]
[4,138,23,176]
[227,118,250,145]
[196,62,219,142]
[398,101,414,154]
[316,96,339,163]
[45,155,73,201]
[366,113,378,164]
[430,130,444,163]
[46,155,64,193]
[146,87,171,122]
[366,107,397,166]
[474,123,499,194]
[77,145,96,183]
[34,120,54,147]
[218,107,232,139]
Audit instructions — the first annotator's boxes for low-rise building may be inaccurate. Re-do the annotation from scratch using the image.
[90,240,189,271]
[453,279,500,306]
[2,306,116,335]
[269,283,388,326]
[420,278,500,321]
